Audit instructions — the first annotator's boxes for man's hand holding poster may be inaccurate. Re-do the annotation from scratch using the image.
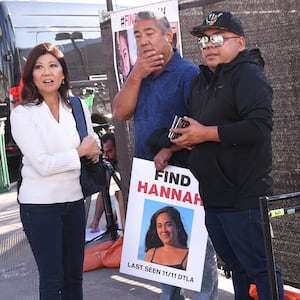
[120,158,207,291]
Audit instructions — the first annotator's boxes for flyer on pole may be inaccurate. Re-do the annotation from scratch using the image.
[110,0,181,90]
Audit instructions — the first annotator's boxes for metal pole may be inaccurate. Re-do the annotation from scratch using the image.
[259,196,279,300]
[0,118,10,192]
[102,178,118,240]
[106,0,113,11]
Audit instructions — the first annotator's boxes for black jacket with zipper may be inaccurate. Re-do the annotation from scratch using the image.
[187,49,273,212]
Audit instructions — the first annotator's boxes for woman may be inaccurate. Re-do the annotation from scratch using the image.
[144,206,189,270]
[117,30,133,85]
[10,42,100,299]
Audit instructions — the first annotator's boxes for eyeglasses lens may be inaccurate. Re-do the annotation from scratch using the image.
[197,34,224,50]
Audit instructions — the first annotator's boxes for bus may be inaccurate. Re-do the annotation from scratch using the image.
[0,1,111,172]
[0,1,21,159]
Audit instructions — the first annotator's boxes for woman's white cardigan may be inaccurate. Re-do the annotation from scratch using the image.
[10,98,96,204]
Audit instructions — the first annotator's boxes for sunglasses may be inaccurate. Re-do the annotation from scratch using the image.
[197,33,240,50]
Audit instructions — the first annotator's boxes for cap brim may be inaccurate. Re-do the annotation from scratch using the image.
[190,25,240,37]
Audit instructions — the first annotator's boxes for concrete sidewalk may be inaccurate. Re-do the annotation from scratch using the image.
[0,183,235,300]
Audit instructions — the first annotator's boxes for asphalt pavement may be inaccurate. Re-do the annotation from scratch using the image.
[0,182,235,300]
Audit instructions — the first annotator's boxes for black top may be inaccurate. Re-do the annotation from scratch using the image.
[150,248,189,270]
[187,49,273,211]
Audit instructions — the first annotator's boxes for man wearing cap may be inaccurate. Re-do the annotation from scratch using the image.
[170,11,285,300]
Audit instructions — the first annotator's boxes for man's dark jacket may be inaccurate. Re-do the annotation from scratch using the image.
[187,49,273,212]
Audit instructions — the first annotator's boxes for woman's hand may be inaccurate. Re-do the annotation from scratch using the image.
[77,136,101,162]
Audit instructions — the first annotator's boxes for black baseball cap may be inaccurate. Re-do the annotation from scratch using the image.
[190,11,244,37]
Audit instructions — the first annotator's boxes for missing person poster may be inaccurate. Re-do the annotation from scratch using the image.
[120,158,208,291]
[110,0,181,90]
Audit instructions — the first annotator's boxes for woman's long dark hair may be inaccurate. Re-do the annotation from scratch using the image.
[144,206,188,252]
[21,42,70,105]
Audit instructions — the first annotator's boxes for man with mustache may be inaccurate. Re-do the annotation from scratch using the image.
[113,9,218,300]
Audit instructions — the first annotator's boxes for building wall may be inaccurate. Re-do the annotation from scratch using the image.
[179,0,300,195]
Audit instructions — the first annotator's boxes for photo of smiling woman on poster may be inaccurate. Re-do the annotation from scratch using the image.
[144,206,189,270]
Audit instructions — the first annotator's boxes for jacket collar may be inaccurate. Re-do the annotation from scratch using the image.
[199,49,261,81]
